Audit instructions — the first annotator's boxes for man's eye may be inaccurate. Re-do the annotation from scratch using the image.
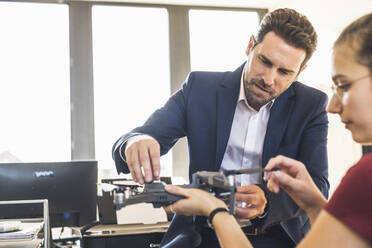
[259,57,271,66]
[279,70,289,75]
[338,83,352,92]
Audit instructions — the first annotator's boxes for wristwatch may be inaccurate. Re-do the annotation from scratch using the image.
[207,208,229,228]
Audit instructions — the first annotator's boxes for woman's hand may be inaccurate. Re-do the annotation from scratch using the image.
[165,186,254,248]
[164,185,227,217]
[264,155,327,223]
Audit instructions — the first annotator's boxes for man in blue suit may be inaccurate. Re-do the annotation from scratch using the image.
[112,8,328,248]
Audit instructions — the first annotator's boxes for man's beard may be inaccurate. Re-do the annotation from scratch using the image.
[244,78,276,110]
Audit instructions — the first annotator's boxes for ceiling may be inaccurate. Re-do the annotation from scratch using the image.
[69,0,285,8]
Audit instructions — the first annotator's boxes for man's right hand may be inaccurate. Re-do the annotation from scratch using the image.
[124,135,161,184]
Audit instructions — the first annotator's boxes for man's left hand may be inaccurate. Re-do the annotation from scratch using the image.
[235,185,267,219]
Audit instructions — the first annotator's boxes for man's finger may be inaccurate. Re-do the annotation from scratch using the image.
[235,206,260,219]
[126,147,144,183]
[236,193,261,205]
[236,185,261,194]
[126,162,136,182]
[125,149,137,182]
[131,152,145,184]
[149,145,161,179]
[138,146,153,182]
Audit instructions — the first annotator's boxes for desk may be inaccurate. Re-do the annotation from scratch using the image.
[82,222,169,248]
[0,238,43,248]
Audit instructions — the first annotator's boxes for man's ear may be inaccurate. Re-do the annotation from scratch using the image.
[245,35,256,56]
[294,64,307,81]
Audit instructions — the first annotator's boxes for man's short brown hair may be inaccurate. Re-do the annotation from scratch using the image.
[255,8,317,68]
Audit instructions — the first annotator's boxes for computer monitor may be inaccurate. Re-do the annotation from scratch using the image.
[0,161,98,228]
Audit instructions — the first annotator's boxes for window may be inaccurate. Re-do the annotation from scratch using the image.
[189,9,259,71]
[0,2,70,162]
[92,6,171,177]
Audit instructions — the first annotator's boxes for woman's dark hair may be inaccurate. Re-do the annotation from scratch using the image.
[335,13,372,73]
[256,8,317,68]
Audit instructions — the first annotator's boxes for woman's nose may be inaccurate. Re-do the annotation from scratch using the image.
[327,94,342,114]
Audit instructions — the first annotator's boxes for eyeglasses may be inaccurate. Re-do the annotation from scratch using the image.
[331,74,371,101]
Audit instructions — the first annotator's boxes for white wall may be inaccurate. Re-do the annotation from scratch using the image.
[269,0,372,195]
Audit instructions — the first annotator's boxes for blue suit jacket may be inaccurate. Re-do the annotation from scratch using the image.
[113,64,329,244]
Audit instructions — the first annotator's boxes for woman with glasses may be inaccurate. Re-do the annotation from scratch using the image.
[164,12,372,248]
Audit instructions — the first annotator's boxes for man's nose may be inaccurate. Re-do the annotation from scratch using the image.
[262,69,275,86]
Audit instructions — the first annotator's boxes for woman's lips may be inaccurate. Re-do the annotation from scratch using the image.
[343,121,352,129]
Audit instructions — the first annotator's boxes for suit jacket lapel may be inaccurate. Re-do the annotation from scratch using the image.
[262,84,295,166]
[214,65,243,171]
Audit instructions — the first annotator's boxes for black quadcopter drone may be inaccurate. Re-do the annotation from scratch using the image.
[103,167,270,215]
[99,168,276,248]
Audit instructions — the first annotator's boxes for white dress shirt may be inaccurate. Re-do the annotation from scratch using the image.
[220,64,273,186]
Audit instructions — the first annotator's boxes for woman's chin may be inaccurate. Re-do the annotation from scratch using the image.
[351,132,372,145]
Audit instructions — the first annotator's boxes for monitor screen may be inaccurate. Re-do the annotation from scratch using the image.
[0,161,97,228]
